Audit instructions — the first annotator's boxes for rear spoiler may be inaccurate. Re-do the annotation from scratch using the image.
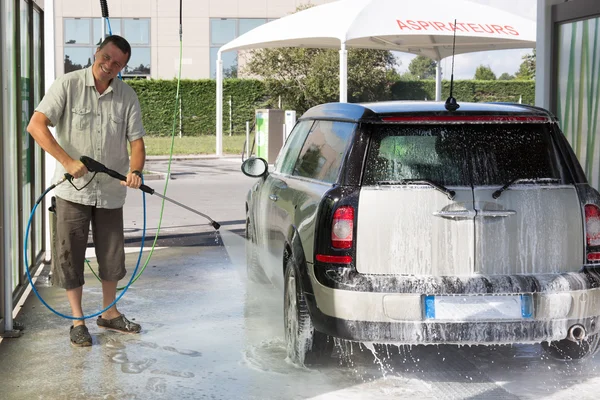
[380,115,553,124]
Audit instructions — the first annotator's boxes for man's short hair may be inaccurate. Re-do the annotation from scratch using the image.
[99,35,132,64]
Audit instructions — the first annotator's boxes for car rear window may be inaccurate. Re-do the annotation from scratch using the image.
[363,123,566,186]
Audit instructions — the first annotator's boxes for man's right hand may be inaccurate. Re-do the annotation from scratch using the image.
[64,159,88,179]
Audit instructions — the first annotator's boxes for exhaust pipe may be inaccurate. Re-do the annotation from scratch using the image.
[567,324,587,342]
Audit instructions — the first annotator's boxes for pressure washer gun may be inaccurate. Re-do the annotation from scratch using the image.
[80,156,156,195]
[57,155,220,230]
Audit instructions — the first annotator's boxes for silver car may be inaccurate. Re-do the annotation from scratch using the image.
[242,101,600,365]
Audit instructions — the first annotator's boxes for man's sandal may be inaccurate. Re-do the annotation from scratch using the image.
[97,314,141,334]
[70,325,92,347]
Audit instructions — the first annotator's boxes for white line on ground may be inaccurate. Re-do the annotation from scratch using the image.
[85,247,168,259]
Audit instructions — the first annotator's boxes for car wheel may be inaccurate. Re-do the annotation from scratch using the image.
[245,216,269,283]
[542,333,600,360]
[284,257,332,366]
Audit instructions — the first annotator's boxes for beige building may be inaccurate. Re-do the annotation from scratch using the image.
[54,0,333,80]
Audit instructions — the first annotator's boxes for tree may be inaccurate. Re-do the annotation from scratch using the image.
[242,4,399,112]
[515,49,536,80]
[224,64,238,78]
[474,65,497,80]
[407,55,436,80]
[244,46,397,113]
[498,72,515,80]
[398,72,420,81]
[64,55,83,73]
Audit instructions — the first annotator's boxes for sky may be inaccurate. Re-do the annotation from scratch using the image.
[393,0,537,79]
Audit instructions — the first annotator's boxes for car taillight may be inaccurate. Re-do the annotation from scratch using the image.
[585,205,600,246]
[585,204,600,262]
[332,206,354,249]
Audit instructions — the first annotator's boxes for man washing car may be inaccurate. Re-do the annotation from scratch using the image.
[27,35,146,346]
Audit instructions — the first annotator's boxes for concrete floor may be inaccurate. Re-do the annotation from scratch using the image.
[0,244,249,399]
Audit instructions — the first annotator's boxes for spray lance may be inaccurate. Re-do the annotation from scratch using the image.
[78,155,221,230]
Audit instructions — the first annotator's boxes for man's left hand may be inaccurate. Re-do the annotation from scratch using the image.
[121,171,142,189]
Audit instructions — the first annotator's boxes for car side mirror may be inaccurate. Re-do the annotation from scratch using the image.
[241,157,268,178]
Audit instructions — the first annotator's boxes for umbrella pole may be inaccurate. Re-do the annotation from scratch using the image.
[339,42,348,103]
[435,59,442,101]
[216,52,223,156]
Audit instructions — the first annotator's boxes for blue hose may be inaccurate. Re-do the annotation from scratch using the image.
[23,179,147,320]
[103,3,122,80]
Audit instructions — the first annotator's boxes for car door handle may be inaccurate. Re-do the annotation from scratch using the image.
[476,210,516,218]
[269,194,278,202]
[432,210,476,219]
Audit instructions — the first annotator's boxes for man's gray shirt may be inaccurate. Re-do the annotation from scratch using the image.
[36,67,146,208]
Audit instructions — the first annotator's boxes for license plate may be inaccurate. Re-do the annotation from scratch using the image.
[424,294,533,321]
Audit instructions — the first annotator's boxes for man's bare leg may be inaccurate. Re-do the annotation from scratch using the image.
[101,279,121,320]
[66,286,85,326]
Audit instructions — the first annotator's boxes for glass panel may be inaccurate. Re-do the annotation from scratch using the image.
[64,47,94,73]
[275,120,313,174]
[2,0,20,292]
[105,17,121,37]
[239,18,266,35]
[556,17,600,189]
[93,18,103,45]
[33,11,42,108]
[33,8,43,256]
[210,47,237,78]
[124,47,150,75]
[210,18,236,45]
[292,121,355,183]
[64,18,91,44]
[92,18,122,46]
[123,18,150,45]
[21,0,31,278]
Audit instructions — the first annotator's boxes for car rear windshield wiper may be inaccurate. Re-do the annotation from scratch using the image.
[377,179,456,200]
[492,177,561,199]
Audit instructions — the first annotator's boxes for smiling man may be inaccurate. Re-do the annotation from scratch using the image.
[27,35,146,347]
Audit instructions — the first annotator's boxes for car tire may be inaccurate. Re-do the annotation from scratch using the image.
[284,257,333,366]
[245,216,269,283]
[542,333,600,360]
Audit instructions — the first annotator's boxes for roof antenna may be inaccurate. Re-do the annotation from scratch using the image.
[445,19,460,111]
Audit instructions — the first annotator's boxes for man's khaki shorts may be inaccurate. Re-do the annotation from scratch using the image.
[53,197,126,289]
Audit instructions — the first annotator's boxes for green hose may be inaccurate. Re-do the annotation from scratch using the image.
[88,28,184,290]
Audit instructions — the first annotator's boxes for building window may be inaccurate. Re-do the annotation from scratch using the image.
[63,18,151,77]
[209,18,270,78]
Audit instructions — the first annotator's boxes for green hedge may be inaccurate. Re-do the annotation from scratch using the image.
[128,79,268,136]
[128,79,536,136]
[391,80,535,104]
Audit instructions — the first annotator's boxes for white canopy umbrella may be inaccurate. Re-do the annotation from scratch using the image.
[215,0,535,155]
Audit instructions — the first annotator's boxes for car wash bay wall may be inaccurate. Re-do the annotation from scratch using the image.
[0,0,46,336]
[547,0,600,189]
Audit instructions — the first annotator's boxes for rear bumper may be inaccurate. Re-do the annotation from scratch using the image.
[306,264,600,344]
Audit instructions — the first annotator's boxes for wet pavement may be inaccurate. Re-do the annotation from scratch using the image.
[2,158,600,399]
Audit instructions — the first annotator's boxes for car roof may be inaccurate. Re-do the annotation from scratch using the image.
[299,101,555,123]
